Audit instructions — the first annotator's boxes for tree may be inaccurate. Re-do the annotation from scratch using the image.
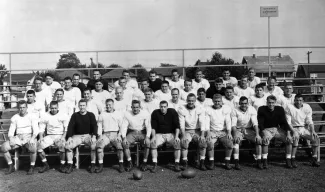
[33,70,61,81]
[130,64,148,81]
[160,63,176,67]
[56,53,82,69]
[0,64,8,80]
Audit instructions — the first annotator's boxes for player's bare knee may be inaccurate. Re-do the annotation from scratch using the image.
[0,142,9,153]
[207,142,214,151]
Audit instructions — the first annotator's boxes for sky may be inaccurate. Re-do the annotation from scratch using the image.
[0,0,325,73]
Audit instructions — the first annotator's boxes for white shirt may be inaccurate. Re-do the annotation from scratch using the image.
[27,101,45,119]
[121,110,151,137]
[192,79,210,92]
[8,113,39,137]
[97,110,124,134]
[42,81,61,98]
[39,112,68,135]
[222,96,239,109]
[278,94,296,109]
[264,86,283,98]
[140,99,160,115]
[222,77,238,87]
[167,99,186,111]
[154,90,172,102]
[132,88,145,101]
[247,77,261,89]
[285,103,313,127]
[57,100,75,117]
[178,105,205,131]
[114,79,138,90]
[92,90,111,105]
[196,98,213,108]
[234,86,255,98]
[166,79,184,90]
[231,106,258,129]
[113,98,131,112]
[205,105,231,132]
[25,89,52,108]
[64,87,81,106]
[249,93,270,111]
[180,89,196,101]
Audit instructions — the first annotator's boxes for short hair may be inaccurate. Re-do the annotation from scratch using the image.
[17,100,27,107]
[93,69,100,74]
[241,74,248,79]
[197,88,206,94]
[55,88,64,94]
[95,79,104,84]
[78,98,88,104]
[26,90,35,96]
[295,94,304,100]
[239,96,248,103]
[143,88,153,93]
[267,76,277,82]
[64,76,72,82]
[132,100,141,106]
[34,76,43,83]
[171,88,179,94]
[44,73,54,79]
[184,78,192,84]
[284,81,293,87]
[225,86,234,91]
[223,68,230,72]
[255,83,264,90]
[83,87,92,93]
[73,73,80,78]
[122,69,130,74]
[213,94,223,100]
[106,98,114,103]
[187,93,196,99]
[149,70,157,75]
[50,100,58,106]
[141,78,149,83]
[266,95,277,102]
[161,80,169,85]
[119,77,126,81]
[248,68,255,72]
[195,69,203,74]
[171,69,178,74]
[215,78,223,83]
[160,100,168,106]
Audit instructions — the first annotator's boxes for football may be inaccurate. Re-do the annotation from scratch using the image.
[181,169,196,179]
[133,170,143,180]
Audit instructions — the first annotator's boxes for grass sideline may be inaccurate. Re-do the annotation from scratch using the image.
[0,150,325,192]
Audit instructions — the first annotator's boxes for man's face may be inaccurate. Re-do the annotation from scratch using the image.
[78,102,87,113]
[160,103,168,114]
[123,72,130,80]
[223,71,230,79]
[18,103,27,116]
[284,85,293,95]
[141,81,149,90]
[115,88,123,99]
[225,89,234,99]
[93,71,101,80]
[106,101,114,112]
[83,90,91,100]
[239,99,249,112]
[215,82,223,90]
[45,76,53,85]
[267,99,276,110]
[197,91,206,100]
[119,79,127,88]
[50,104,59,115]
[26,94,35,103]
[240,78,248,88]
[161,83,169,93]
[132,103,141,115]
[195,71,203,81]
[186,96,196,109]
[144,91,153,100]
[34,80,42,90]
[72,75,80,85]
[294,97,304,108]
[95,82,103,91]
[212,97,223,109]
[149,73,156,81]
[255,87,264,97]
[55,91,64,101]
[171,90,179,101]
[267,79,276,89]
[60,81,65,88]
[184,81,192,91]
[171,72,179,81]
[248,70,255,78]
[64,80,72,89]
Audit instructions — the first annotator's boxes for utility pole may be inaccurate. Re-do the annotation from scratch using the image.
[307,51,312,63]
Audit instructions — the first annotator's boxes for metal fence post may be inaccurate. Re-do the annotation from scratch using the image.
[96,52,99,68]
[9,54,12,85]
[182,50,186,79]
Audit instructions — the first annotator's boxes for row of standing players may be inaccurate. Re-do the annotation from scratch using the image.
[0,68,320,175]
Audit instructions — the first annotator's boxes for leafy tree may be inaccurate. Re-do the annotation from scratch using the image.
[130,64,148,81]
[33,70,61,81]
[0,64,8,80]
[56,53,82,69]
[160,63,176,67]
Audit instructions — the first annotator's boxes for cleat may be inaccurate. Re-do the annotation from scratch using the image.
[311,157,320,167]
[88,163,96,173]
[206,160,215,170]
[38,162,50,173]
[234,159,241,170]
[224,160,232,170]
[291,158,298,168]
[59,164,67,173]
[95,164,103,173]
[118,163,125,173]
[150,163,158,173]
[181,160,188,170]
[174,163,181,172]
[140,162,148,172]
[256,159,263,170]
[199,160,207,171]
[5,164,15,175]
[286,158,293,169]
[125,161,133,172]
[27,166,35,175]
[262,159,268,169]
[65,164,73,174]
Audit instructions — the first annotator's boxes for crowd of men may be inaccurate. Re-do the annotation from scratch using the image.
[0,68,321,175]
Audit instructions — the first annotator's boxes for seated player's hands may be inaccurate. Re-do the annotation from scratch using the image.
[122,137,128,146]
[286,133,293,143]
[199,135,206,144]
[227,133,233,141]
[311,131,318,140]
[97,135,103,143]
[91,136,97,144]
[174,136,180,144]
[150,136,156,145]
[206,132,212,142]
[9,137,15,147]
[144,136,150,145]
[28,138,36,146]
[116,135,122,143]
[255,134,262,144]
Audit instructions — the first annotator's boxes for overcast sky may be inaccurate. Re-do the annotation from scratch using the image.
[0,0,324,72]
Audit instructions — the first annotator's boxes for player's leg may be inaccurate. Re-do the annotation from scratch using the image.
[301,128,320,167]
[96,134,109,173]
[54,137,67,173]
[261,128,275,169]
[232,129,242,170]
[139,132,150,172]
[206,133,217,170]
[290,128,300,168]
[169,134,181,172]
[113,136,125,173]
[25,135,37,175]
[84,134,97,173]
[150,134,164,173]
[244,129,263,169]
[193,132,207,171]
[65,135,83,174]
[219,134,234,170]
[0,140,17,174]
[276,128,293,169]
[37,135,56,173]
[123,132,136,172]
[181,131,192,170]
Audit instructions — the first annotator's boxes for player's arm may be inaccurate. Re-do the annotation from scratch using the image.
[173,109,181,143]
[144,113,152,140]
[251,109,261,142]
[198,109,205,139]
[38,117,47,140]
[230,109,238,134]
[178,108,186,138]
[97,114,104,141]
[306,106,317,139]
[225,113,232,140]
[66,113,76,140]
[89,113,98,142]
[150,112,158,142]
[204,79,210,90]
[8,118,17,145]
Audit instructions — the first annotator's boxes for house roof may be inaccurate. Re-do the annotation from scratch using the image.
[3,73,35,83]
[101,69,136,79]
[242,55,296,73]
[57,69,89,80]
[300,65,325,74]
[152,67,182,77]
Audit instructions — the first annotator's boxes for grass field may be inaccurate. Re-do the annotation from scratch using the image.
[1,150,325,192]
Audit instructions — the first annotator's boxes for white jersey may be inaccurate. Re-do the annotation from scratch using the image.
[278,94,296,109]
[205,105,232,132]
[196,98,213,108]
[8,113,39,137]
[180,89,196,101]
[57,100,75,117]
[113,98,131,112]
[192,79,210,92]
[231,106,258,129]
[222,77,238,87]
[222,96,239,109]
[285,103,313,127]
[140,99,160,115]
[132,89,145,101]
[166,79,184,90]
[247,77,261,89]
[114,79,138,90]
[42,81,61,98]
[27,101,45,119]
[25,88,52,108]
[167,99,186,111]
[264,86,283,98]
[121,110,151,137]
[98,110,124,134]
[154,90,172,102]
[64,87,81,106]
[249,93,270,110]
[234,86,255,98]
[39,111,68,135]
[92,90,112,105]
[178,105,205,131]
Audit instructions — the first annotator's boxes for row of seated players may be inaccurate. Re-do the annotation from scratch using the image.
[0,90,320,175]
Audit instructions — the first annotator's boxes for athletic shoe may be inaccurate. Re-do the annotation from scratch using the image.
[256,159,263,170]
[5,164,15,175]
[262,159,268,169]
[224,160,232,170]
[291,158,298,168]
[95,164,103,173]
[286,158,293,169]
[27,166,35,175]
[125,161,133,172]
[118,163,125,173]
[38,162,50,173]
[234,159,241,170]
[174,163,181,172]
[88,163,96,173]
[150,163,158,173]
[59,164,67,173]
[199,160,207,171]
[311,157,320,167]
[65,164,73,174]
[206,160,215,170]
[181,160,188,170]
[140,162,148,172]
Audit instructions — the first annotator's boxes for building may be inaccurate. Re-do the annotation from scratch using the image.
[101,68,136,83]
[152,67,183,80]
[242,53,296,78]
